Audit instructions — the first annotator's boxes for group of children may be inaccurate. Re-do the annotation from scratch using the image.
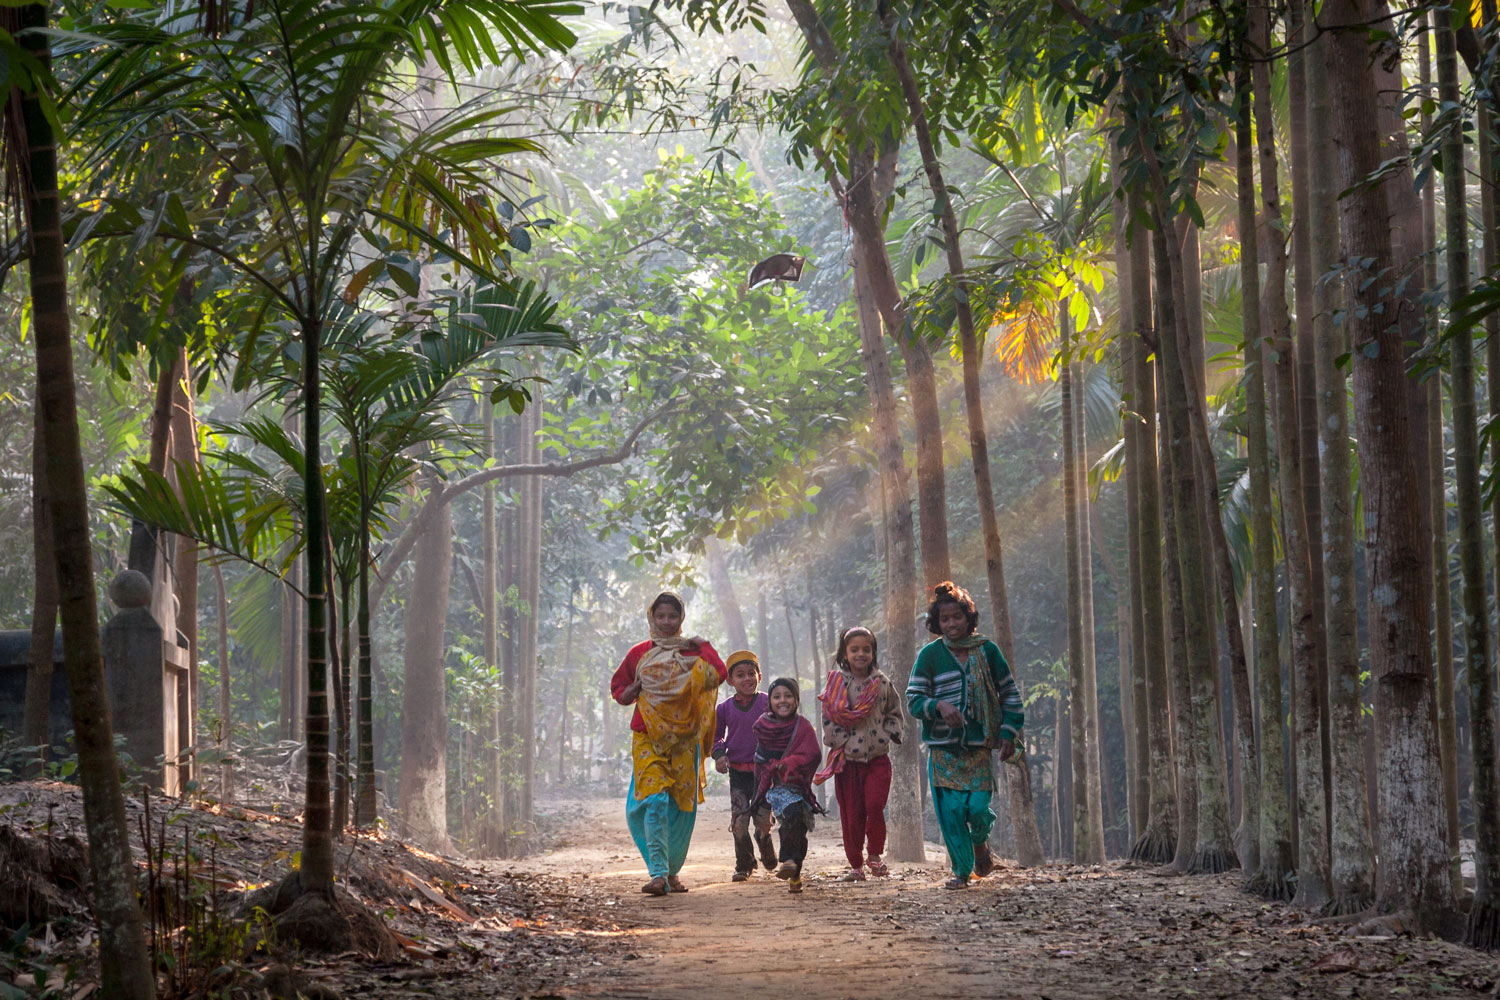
[613,580,1025,897]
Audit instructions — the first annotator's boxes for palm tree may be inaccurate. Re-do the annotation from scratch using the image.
[83,0,573,931]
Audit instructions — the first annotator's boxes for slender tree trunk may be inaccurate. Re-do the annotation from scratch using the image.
[23,403,56,766]
[1418,11,1463,900]
[1072,355,1107,858]
[520,394,543,829]
[1328,0,1456,930]
[1150,218,1234,873]
[21,5,154,989]
[705,537,750,651]
[398,501,454,852]
[1126,194,1175,866]
[849,239,923,861]
[481,394,499,851]
[215,563,232,802]
[1299,8,1376,915]
[170,356,200,768]
[758,592,770,658]
[1062,328,1106,862]
[899,337,952,588]
[1436,0,1500,945]
[881,7,1046,865]
[355,503,377,828]
[781,582,801,683]
[1237,51,1291,897]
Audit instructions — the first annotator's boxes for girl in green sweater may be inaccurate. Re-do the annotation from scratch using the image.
[904,581,1024,889]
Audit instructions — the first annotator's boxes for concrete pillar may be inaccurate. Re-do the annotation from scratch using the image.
[103,570,181,794]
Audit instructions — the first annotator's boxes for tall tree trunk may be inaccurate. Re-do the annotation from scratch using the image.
[705,537,750,651]
[23,403,56,766]
[1062,330,1106,862]
[1301,6,1375,915]
[781,582,801,683]
[215,563,232,803]
[899,337,952,588]
[1237,49,1291,897]
[1114,146,1151,841]
[1072,354,1107,858]
[520,394,543,829]
[1126,194,1175,866]
[398,501,454,852]
[1418,11,1463,900]
[20,4,155,989]
[881,7,1046,865]
[757,592,770,657]
[1328,0,1457,930]
[170,355,200,768]
[481,394,499,851]
[1150,217,1234,873]
[1437,1,1500,946]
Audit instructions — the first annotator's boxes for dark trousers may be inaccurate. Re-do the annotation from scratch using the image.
[777,803,810,873]
[728,768,775,872]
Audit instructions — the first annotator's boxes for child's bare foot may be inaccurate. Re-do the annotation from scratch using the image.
[974,841,996,877]
[943,876,970,889]
[867,858,889,877]
[667,875,688,893]
[775,860,798,880]
[641,876,669,896]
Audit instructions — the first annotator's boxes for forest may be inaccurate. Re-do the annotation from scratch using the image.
[2,0,1500,995]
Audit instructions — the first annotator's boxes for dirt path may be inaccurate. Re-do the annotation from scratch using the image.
[494,796,1500,1000]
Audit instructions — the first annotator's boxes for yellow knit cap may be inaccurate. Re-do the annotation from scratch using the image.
[726,650,760,673]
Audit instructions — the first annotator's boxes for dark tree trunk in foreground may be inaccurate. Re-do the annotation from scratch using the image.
[1327,0,1456,931]
[18,1,155,989]
[899,336,952,588]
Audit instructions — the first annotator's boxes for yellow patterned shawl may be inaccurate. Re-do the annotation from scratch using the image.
[632,592,719,809]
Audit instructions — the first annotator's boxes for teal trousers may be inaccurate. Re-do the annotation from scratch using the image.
[930,758,995,879]
[625,776,698,882]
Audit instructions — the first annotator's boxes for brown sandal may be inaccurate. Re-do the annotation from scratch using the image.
[641,876,668,896]
[667,875,688,893]
[943,877,970,890]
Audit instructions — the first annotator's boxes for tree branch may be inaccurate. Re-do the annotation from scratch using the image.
[369,400,678,607]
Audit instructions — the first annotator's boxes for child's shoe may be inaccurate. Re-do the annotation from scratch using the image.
[667,875,688,893]
[788,875,803,894]
[943,876,970,890]
[867,858,889,877]
[732,870,751,882]
[775,860,798,880]
[641,876,669,895]
[838,868,866,882]
[974,841,996,877]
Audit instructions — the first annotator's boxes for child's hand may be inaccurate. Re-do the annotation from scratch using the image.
[997,738,1015,762]
[715,756,729,774]
[936,700,965,728]
[621,679,642,703]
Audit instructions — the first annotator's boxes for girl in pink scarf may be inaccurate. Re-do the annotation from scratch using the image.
[752,677,822,893]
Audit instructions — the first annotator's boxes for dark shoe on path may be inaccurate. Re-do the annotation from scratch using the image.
[788,875,803,894]
[641,876,669,896]
[974,841,996,878]
[943,876,970,890]
[775,860,798,880]
[732,870,751,882]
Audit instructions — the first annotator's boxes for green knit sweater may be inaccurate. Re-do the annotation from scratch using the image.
[905,638,1024,747]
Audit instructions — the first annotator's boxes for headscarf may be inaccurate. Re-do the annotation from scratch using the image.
[943,633,1004,749]
[752,677,802,758]
[813,666,885,784]
[635,591,717,756]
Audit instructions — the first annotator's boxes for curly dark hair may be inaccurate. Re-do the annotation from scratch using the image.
[834,626,879,671]
[925,581,979,636]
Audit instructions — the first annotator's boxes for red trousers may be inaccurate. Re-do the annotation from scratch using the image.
[834,754,892,869]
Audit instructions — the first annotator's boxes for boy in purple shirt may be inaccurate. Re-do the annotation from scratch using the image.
[712,650,777,881]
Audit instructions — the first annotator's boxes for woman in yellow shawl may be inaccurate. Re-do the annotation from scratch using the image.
[611,592,727,895]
